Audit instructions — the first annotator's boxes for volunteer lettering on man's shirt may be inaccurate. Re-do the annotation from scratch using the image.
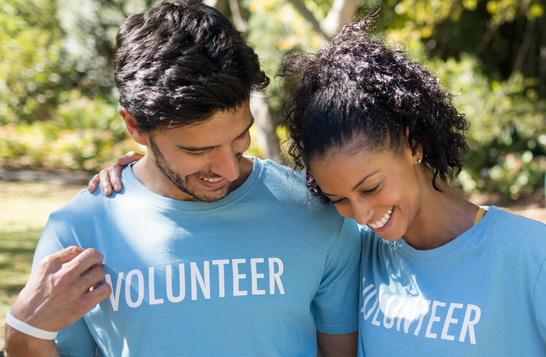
[105,257,286,311]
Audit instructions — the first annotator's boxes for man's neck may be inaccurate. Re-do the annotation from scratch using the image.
[230,156,254,192]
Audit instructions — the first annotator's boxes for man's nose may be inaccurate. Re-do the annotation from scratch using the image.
[211,145,240,182]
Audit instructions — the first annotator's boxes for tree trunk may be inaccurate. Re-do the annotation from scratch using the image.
[289,0,358,39]
[513,18,535,74]
[224,0,280,161]
[202,0,227,15]
[321,0,358,37]
[286,0,330,41]
[228,0,247,34]
[250,95,282,163]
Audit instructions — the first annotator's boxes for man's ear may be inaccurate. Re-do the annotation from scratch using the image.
[119,108,148,147]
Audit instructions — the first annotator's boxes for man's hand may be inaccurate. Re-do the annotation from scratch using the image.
[88,151,145,196]
[5,246,111,357]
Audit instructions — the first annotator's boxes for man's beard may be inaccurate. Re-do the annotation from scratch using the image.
[148,138,237,203]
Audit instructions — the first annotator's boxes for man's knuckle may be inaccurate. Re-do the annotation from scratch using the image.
[40,255,58,270]
[67,245,81,253]
[92,266,106,278]
[87,248,103,260]
[66,285,85,300]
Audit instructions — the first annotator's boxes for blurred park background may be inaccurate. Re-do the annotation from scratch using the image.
[1,0,546,199]
[1,0,546,350]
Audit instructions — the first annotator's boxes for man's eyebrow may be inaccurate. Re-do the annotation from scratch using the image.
[177,117,254,152]
[236,117,254,140]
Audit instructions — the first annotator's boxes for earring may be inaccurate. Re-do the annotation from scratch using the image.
[417,158,422,164]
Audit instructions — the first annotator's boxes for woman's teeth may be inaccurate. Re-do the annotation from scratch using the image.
[368,207,393,229]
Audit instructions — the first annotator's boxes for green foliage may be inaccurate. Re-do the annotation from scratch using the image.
[0,92,141,171]
[428,54,546,199]
[375,0,546,97]
[0,0,66,123]
[1,0,545,201]
[0,0,163,125]
[55,0,162,100]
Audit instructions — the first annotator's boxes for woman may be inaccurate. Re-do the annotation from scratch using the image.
[280,19,546,356]
[92,19,546,356]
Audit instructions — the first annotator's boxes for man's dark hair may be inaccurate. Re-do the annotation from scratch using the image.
[280,18,470,202]
[114,1,269,132]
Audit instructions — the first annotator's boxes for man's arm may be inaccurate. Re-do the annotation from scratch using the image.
[5,328,60,357]
[312,218,361,357]
[317,331,358,357]
[5,247,111,357]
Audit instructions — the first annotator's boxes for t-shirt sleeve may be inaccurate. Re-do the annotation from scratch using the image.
[534,255,546,342]
[312,218,361,334]
[31,215,99,357]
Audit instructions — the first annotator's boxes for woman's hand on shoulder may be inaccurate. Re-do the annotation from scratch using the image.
[88,151,145,196]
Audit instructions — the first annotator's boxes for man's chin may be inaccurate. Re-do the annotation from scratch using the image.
[190,184,233,203]
[197,193,229,203]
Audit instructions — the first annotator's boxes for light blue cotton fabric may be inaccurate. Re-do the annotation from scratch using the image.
[33,158,361,357]
[358,206,546,356]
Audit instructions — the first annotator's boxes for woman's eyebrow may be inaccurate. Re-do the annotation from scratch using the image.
[351,171,379,191]
[320,170,379,196]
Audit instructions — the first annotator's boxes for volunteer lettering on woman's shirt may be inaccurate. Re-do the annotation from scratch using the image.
[359,206,546,356]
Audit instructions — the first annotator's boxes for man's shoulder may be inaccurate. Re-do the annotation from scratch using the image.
[259,158,303,175]
[258,158,306,190]
[50,185,124,221]
[254,159,344,224]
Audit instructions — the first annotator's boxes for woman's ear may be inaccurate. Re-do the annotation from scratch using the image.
[119,108,148,147]
[405,127,423,164]
[412,142,424,164]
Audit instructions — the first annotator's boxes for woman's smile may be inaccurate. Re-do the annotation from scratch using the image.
[368,207,394,229]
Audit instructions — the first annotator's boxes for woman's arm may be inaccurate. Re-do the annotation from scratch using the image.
[88,151,145,195]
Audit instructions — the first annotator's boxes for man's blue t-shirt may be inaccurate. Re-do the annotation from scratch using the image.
[33,158,361,357]
[359,206,546,356]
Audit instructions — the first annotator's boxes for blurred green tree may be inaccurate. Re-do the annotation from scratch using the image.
[373,0,545,96]
[1,0,545,199]
[0,0,66,123]
[55,0,162,99]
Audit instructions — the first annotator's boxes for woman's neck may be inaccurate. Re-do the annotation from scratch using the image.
[403,167,480,250]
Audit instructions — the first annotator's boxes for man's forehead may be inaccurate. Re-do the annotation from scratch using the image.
[154,102,254,148]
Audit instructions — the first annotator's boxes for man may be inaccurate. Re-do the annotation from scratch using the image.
[5,2,360,356]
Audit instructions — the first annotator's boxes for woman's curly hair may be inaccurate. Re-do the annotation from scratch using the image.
[280,18,470,203]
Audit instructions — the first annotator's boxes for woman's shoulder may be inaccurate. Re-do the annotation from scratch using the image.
[485,206,546,231]
[481,206,546,253]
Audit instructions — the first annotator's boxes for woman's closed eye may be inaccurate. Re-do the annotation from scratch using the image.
[360,184,380,196]
[330,197,346,204]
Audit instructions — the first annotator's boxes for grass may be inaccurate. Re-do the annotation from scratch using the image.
[0,181,86,343]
